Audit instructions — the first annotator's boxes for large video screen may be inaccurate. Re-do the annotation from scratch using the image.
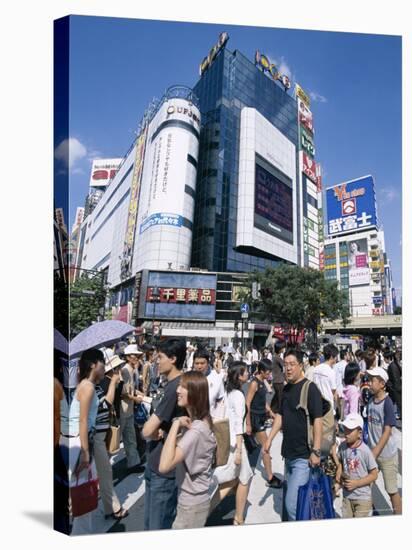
[254,155,293,244]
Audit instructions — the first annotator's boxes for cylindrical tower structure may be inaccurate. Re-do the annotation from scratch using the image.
[134,85,201,271]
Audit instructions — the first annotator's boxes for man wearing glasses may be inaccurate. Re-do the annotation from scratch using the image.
[264,349,323,520]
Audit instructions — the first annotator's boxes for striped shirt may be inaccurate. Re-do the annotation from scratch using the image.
[95,384,111,432]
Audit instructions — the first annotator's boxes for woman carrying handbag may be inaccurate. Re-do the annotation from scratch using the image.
[212,362,253,525]
[68,348,104,535]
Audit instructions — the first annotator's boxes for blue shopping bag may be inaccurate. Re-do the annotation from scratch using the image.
[296,467,335,521]
[134,402,150,426]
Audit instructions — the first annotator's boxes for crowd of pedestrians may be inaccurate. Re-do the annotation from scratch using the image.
[54,336,402,534]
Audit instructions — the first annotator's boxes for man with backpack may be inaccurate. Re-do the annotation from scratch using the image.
[264,349,325,521]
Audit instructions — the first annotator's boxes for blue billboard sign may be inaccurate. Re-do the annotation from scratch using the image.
[326,175,378,237]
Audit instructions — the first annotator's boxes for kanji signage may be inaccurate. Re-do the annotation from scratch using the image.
[326,175,378,237]
[146,287,216,305]
[302,152,317,183]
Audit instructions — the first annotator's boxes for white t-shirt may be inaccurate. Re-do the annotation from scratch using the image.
[245,351,253,366]
[334,360,347,398]
[252,349,259,362]
[313,362,337,407]
[207,369,225,417]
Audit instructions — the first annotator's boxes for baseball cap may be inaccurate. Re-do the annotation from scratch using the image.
[366,367,388,383]
[340,413,364,431]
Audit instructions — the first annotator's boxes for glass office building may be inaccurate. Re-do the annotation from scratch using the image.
[191,46,300,273]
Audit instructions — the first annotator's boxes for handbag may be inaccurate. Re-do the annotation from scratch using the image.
[70,465,99,517]
[105,409,121,454]
[212,417,230,467]
[296,467,335,521]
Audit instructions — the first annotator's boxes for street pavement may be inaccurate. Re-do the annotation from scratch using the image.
[73,426,402,535]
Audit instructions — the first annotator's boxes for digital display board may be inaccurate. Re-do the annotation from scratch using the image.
[254,155,293,244]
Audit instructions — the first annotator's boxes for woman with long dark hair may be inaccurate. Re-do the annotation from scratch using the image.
[159,371,217,529]
[68,348,105,534]
[213,361,253,525]
[343,362,361,416]
[245,359,282,488]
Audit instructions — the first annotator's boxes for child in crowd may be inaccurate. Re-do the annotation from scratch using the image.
[336,413,378,518]
[366,367,402,515]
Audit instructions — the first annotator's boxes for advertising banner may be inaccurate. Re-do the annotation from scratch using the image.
[298,99,314,133]
[348,238,370,286]
[326,175,378,236]
[89,158,122,188]
[302,152,317,183]
[295,83,311,107]
[121,126,148,279]
[300,126,315,157]
[144,272,217,321]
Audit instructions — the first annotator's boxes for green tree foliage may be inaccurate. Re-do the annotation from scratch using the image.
[238,265,350,343]
[69,274,105,338]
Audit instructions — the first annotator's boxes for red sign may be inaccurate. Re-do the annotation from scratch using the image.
[146,287,216,305]
[319,250,325,271]
[355,253,368,268]
[116,305,129,322]
[302,153,317,183]
[272,325,305,343]
[298,99,314,133]
[342,198,356,216]
[372,308,382,316]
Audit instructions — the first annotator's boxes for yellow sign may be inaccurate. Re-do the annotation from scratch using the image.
[255,51,291,89]
[199,32,229,76]
[295,83,311,107]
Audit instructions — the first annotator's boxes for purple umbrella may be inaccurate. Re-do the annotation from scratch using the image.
[54,328,69,356]
[69,320,136,357]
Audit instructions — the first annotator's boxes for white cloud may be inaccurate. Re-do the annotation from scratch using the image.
[267,54,295,80]
[72,167,85,175]
[309,91,328,103]
[378,186,401,203]
[54,137,87,169]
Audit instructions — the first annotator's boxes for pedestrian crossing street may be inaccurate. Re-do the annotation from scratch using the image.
[73,428,402,535]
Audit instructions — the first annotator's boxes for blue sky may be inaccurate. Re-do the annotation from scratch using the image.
[57,15,402,294]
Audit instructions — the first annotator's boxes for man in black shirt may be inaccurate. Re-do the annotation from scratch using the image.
[264,349,323,520]
[142,338,186,530]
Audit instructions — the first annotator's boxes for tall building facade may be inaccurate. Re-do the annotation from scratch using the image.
[191,38,322,273]
[77,85,201,286]
[324,175,394,317]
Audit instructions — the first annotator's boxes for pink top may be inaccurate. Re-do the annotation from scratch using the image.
[343,384,361,416]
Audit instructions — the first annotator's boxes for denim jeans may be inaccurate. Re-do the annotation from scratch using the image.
[284,458,310,521]
[144,466,178,530]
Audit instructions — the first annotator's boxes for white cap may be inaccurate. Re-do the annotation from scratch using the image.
[366,367,388,383]
[124,344,144,356]
[340,413,364,431]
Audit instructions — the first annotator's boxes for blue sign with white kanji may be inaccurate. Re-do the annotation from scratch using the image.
[326,175,378,237]
[240,303,250,313]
